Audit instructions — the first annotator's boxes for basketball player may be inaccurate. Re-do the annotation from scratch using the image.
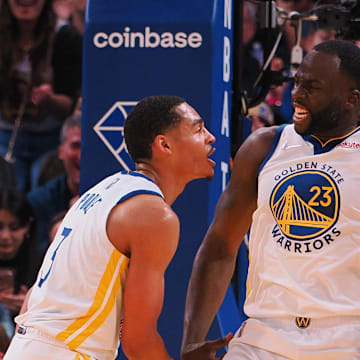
[181,40,360,360]
[4,95,220,360]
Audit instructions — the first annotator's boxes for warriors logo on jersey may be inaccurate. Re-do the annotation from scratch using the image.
[269,167,342,254]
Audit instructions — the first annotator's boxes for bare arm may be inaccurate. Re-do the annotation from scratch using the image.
[181,127,278,359]
[107,195,179,360]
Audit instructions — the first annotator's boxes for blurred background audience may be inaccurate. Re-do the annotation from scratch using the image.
[0,188,41,335]
[0,0,82,192]
[0,322,11,359]
[27,112,81,254]
[53,0,86,34]
[0,0,358,357]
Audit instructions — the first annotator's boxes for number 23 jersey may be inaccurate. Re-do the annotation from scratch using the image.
[244,124,360,319]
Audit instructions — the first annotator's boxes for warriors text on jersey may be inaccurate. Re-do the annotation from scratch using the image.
[245,124,360,319]
[15,171,164,360]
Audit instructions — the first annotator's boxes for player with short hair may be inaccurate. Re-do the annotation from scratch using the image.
[181,39,360,359]
[4,95,221,360]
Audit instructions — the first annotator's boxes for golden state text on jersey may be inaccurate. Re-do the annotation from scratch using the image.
[270,169,341,253]
[243,124,360,319]
[254,124,360,255]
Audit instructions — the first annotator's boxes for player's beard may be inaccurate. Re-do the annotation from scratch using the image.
[303,99,343,137]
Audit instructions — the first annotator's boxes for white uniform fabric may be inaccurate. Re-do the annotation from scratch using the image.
[4,327,96,360]
[227,124,360,359]
[226,317,360,360]
[5,171,163,360]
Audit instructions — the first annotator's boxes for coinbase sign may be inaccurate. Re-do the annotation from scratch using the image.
[93,27,203,48]
[81,1,236,358]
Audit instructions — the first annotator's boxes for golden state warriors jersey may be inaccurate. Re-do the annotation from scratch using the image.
[244,124,360,319]
[16,171,163,360]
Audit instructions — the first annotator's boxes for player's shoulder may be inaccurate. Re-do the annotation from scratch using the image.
[110,193,178,233]
[246,125,279,146]
[133,194,177,224]
[234,126,279,164]
[107,193,179,255]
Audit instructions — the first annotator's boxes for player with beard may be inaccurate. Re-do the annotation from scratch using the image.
[181,39,360,360]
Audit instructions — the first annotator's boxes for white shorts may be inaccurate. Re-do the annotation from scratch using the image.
[4,326,96,360]
[224,317,360,360]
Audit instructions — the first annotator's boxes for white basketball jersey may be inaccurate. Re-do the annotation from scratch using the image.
[244,124,360,319]
[16,171,164,360]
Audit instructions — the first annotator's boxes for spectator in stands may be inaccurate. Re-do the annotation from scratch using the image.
[247,101,275,132]
[232,101,276,168]
[36,150,65,187]
[53,0,86,34]
[302,23,336,54]
[241,1,262,100]
[0,304,12,349]
[0,157,15,190]
[0,0,82,192]
[27,113,81,254]
[71,0,87,35]
[52,0,72,29]
[276,0,316,53]
[0,188,40,330]
[266,56,292,123]
[0,322,10,360]
[48,210,66,244]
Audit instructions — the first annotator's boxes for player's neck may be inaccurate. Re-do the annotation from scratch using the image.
[135,162,186,205]
[134,164,158,183]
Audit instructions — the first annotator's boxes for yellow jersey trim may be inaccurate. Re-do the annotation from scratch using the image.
[311,126,360,147]
[56,250,129,350]
[75,352,90,360]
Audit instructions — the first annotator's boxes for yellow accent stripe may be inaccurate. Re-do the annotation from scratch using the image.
[56,251,128,348]
[56,250,121,342]
[311,125,360,147]
[246,251,251,297]
[75,353,90,360]
[67,266,122,350]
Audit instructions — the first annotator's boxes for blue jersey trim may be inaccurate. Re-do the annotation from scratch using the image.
[117,190,163,204]
[303,126,360,154]
[258,124,287,175]
[121,170,156,184]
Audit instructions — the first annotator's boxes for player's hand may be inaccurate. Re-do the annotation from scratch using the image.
[181,333,233,360]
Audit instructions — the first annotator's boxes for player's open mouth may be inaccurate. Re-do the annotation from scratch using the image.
[208,147,216,166]
[293,105,310,123]
[208,147,216,157]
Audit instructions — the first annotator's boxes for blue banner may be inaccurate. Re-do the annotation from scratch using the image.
[81,1,238,358]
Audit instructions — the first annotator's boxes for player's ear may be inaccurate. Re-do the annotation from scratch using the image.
[153,134,172,156]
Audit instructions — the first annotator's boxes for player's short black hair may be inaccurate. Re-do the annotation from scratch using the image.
[124,95,186,162]
[313,40,360,88]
